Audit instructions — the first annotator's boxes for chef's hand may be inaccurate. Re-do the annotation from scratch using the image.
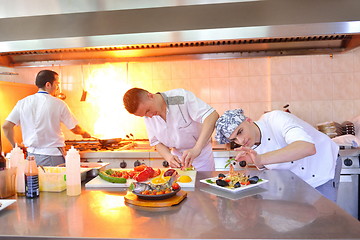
[166,154,183,168]
[234,146,262,168]
[181,147,201,168]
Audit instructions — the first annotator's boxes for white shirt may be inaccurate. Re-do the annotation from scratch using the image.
[145,89,215,171]
[255,110,339,188]
[6,92,78,155]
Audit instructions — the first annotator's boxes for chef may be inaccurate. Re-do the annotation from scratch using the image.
[123,88,219,171]
[215,109,341,202]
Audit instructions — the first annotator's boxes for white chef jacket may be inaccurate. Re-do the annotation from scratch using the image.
[254,110,339,188]
[145,89,215,171]
[6,92,78,155]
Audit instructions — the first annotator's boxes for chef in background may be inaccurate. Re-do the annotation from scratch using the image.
[215,109,341,202]
[2,70,91,166]
[123,88,219,171]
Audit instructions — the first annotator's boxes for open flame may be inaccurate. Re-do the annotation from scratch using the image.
[85,63,132,139]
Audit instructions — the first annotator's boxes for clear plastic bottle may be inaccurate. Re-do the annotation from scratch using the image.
[25,156,39,198]
[12,145,26,196]
[65,146,81,196]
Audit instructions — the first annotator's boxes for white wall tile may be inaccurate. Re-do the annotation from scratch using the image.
[209,77,229,103]
[311,73,332,101]
[229,76,249,103]
[152,61,172,80]
[171,61,190,79]
[291,74,312,101]
[291,55,312,74]
[248,75,270,102]
[128,62,153,83]
[190,60,209,78]
[270,56,291,75]
[332,100,354,123]
[249,58,270,76]
[209,59,229,78]
[189,78,211,103]
[353,72,360,99]
[332,52,354,73]
[270,75,291,101]
[248,102,271,120]
[311,100,333,124]
[229,58,249,77]
[287,101,313,125]
[311,54,332,74]
[332,73,354,100]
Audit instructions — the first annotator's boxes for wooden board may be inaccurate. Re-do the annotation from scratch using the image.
[124,190,187,207]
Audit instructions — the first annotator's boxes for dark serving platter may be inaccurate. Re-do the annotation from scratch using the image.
[132,188,181,200]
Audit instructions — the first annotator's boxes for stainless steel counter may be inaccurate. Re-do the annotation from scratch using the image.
[1,170,360,240]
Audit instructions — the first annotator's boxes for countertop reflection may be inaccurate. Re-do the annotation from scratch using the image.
[0,170,360,240]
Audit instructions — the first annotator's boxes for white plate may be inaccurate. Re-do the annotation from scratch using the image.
[0,199,16,211]
[200,177,269,193]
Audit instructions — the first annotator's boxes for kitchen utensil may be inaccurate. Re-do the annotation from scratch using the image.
[80,162,109,178]
[89,137,123,146]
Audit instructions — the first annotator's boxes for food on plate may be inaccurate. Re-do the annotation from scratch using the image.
[178,175,192,183]
[151,175,171,184]
[214,165,262,189]
[99,164,161,183]
[129,173,180,196]
[163,168,177,177]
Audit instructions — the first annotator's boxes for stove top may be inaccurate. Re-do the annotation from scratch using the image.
[65,140,135,152]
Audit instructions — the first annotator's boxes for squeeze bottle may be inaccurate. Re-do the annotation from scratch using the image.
[65,146,81,196]
[25,156,39,198]
[9,144,26,195]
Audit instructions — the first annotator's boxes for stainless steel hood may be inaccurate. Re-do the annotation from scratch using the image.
[1,0,360,66]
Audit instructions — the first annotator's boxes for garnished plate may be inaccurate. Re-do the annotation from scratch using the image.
[200,177,268,193]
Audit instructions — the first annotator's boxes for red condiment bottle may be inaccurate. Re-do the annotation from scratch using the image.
[24,156,39,198]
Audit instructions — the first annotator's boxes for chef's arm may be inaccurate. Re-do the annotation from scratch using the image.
[181,111,219,167]
[155,143,182,168]
[193,110,219,151]
[2,120,16,148]
[70,125,91,138]
[259,141,316,167]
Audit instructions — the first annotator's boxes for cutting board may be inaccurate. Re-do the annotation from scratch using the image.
[85,176,132,188]
[124,190,187,207]
[85,169,197,188]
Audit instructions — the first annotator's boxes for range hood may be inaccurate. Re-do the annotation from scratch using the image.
[1,0,360,67]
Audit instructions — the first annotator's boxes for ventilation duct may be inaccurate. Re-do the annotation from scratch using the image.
[1,0,360,66]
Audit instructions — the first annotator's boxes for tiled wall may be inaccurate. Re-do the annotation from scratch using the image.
[1,46,360,140]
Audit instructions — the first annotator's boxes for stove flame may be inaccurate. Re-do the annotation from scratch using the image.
[85,63,131,139]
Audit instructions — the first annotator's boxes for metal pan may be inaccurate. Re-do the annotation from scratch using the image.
[87,137,123,146]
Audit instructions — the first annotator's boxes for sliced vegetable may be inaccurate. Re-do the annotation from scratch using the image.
[99,170,127,183]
